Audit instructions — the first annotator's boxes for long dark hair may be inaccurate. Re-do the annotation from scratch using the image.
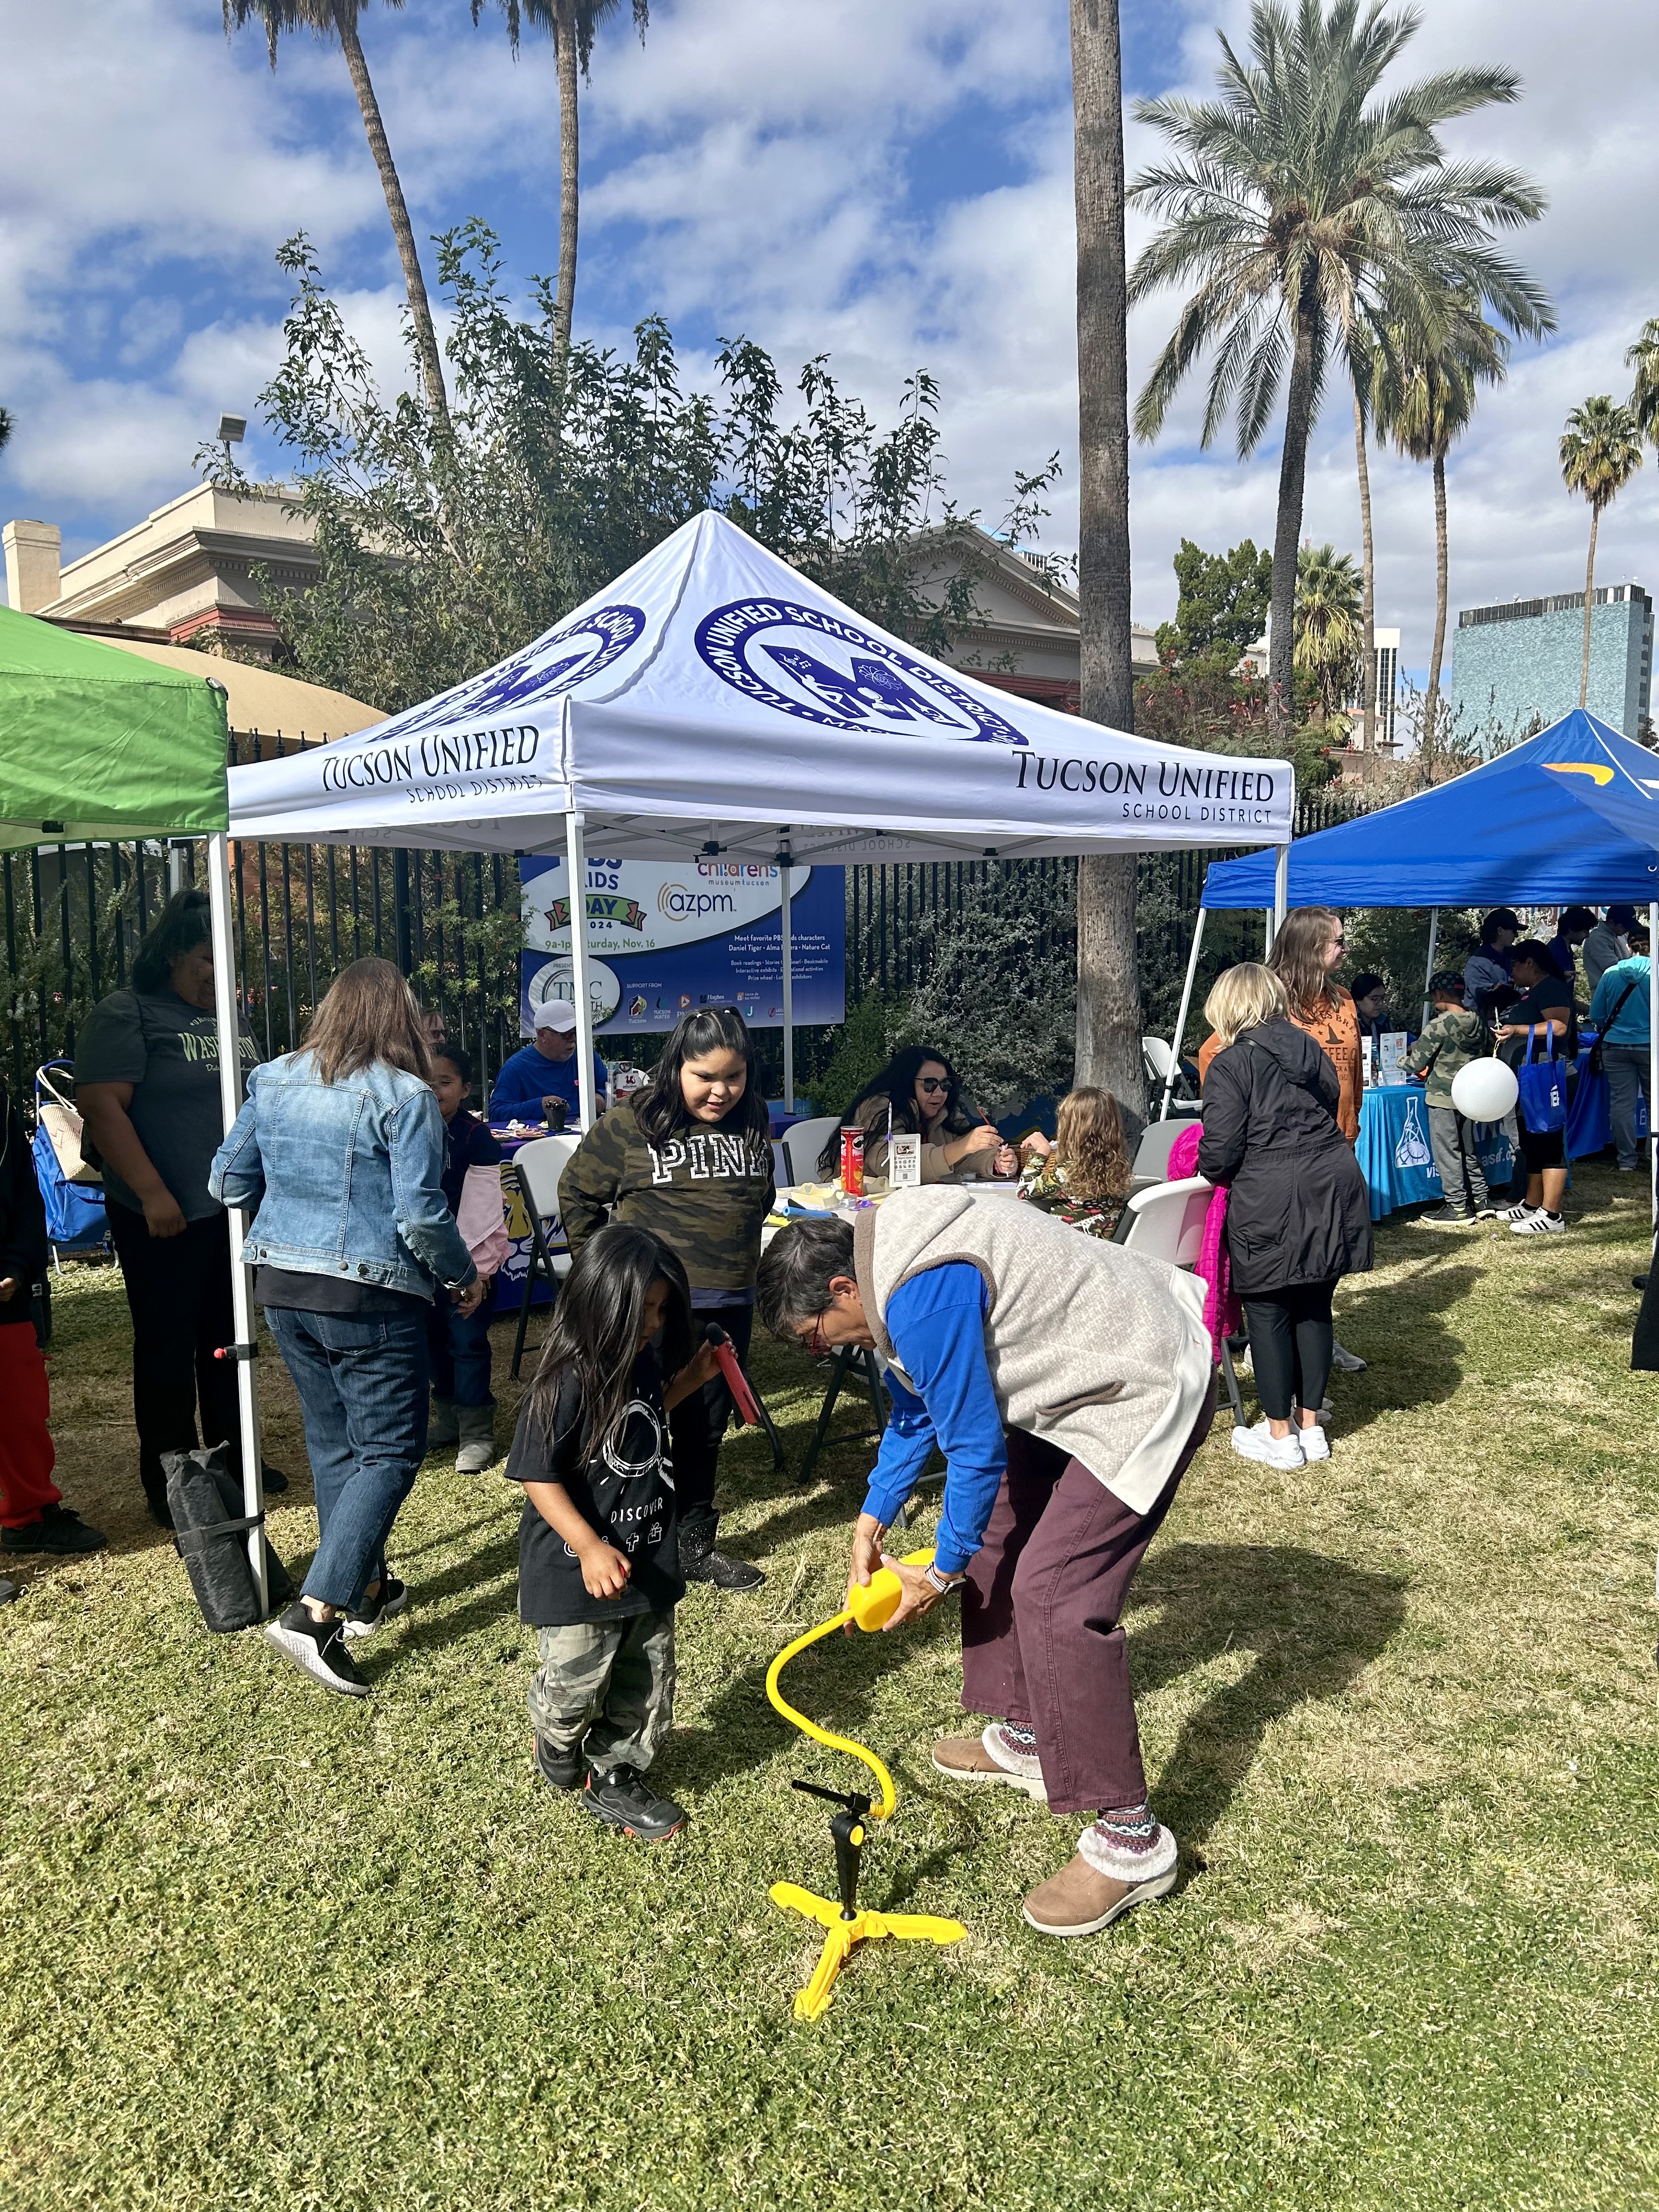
[528,1223,693,1457]
[818,1043,972,1174]
[632,1007,769,1148]
[132,889,211,994]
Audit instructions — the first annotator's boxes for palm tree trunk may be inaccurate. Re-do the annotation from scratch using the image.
[1268,297,1318,725]
[336,14,452,440]
[1425,448,1449,760]
[1070,0,1142,1111]
[1352,384,1375,752]
[1580,503,1600,709]
[552,0,582,386]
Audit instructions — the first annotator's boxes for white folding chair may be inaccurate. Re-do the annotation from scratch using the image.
[1114,1176,1245,1427]
[1141,1035,1201,1114]
[1131,1117,1196,1189]
[509,1132,580,1379]
[780,1113,843,1187]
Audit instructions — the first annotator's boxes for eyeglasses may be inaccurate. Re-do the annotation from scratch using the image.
[917,1076,949,1093]
[805,1311,831,1357]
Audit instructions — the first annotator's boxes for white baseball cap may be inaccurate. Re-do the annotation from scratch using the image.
[533,997,578,1035]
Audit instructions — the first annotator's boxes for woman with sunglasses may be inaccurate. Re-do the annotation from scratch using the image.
[818,1046,1014,1183]
[1198,911,1361,1141]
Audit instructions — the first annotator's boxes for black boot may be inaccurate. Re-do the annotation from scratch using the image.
[678,1516,764,1592]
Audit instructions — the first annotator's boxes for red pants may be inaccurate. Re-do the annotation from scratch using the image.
[958,1378,1218,1816]
[0,1325,60,1529]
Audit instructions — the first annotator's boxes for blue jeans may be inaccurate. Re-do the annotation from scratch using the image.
[426,1294,495,1407]
[266,1306,430,1610]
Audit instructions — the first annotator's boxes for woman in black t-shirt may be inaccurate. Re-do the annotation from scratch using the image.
[1495,941,1577,1235]
[75,889,272,1525]
[507,1222,717,1842]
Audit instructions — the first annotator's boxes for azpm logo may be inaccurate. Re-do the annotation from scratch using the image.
[657,882,737,921]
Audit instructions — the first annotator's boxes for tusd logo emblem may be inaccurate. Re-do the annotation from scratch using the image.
[393,603,646,738]
[695,597,1026,745]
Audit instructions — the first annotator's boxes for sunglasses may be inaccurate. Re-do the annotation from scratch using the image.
[917,1076,949,1093]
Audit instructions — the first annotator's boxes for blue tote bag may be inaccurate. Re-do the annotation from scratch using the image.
[1516,1024,1568,1135]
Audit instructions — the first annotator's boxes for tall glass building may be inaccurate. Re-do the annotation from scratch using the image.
[1449,583,1652,740]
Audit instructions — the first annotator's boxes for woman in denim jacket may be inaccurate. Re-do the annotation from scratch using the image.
[211,959,482,1696]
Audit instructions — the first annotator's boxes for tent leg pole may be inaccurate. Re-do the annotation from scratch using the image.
[781,858,794,1114]
[1272,843,1289,939]
[565,811,596,1128]
[1649,902,1657,1232]
[1423,907,1440,1030]
[1164,909,1205,1120]
[207,831,266,1615]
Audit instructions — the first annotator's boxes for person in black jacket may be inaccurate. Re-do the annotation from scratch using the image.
[1197,963,1373,1471]
[0,1082,106,1559]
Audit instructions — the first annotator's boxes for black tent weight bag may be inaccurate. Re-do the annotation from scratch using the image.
[162,1442,294,1632]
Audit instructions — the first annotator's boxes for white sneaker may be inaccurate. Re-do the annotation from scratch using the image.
[1510,1208,1566,1235]
[1329,1340,1367,1374]
[1297,1423,1330,1462]
[1498,1200,1536,1223]
[1232,1423,1304,1469]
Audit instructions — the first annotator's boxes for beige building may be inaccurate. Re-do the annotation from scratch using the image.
[4,483,320,657]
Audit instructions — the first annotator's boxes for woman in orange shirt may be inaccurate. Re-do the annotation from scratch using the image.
[1197,909,1359,1138]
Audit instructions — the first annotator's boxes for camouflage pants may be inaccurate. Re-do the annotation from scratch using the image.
[528,1609,676,1774]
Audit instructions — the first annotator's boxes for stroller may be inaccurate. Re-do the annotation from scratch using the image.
[32,1062,109,1272]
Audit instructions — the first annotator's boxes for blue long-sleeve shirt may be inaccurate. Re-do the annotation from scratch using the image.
[1589,956,1651,1046]
[861,1262,1006,1576]
[487,1041,608,1122]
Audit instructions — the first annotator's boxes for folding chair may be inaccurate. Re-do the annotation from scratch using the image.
[1141,1036,1202,1114]
[1131,1116,1196,1190]
[509,1133,579,1380]
[1114,1176,1246,1427]
[797,1344,889,1486]
[780,1114,843,1187]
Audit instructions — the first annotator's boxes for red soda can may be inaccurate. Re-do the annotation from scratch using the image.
[839,1125,865,1196]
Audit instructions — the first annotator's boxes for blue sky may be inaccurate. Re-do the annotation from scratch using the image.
[2,0,1655,670]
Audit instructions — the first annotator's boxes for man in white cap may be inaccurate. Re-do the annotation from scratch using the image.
[488,998,610,1126]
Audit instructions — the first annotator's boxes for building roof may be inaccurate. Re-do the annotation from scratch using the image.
[70,631,382,742]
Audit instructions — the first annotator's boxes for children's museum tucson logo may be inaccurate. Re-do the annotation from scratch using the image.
[695,598,1026,745]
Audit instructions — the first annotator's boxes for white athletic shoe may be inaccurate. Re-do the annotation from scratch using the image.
[1297,1423,1331,1462]
[1329,1340,1367,1374]
[1510,1207,1566,1235]
[1498,1200,1536,1224]
[1232,1422,1304,1470]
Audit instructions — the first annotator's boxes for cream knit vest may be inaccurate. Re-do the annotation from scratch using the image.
[854,1187,1212,1515]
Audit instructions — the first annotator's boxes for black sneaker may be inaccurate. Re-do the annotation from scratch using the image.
[534,1734,584,1792]
[0,1577,18,1607]
[678,1525,765,1591]
[2,1504,108,1555]
[1417,1205,1474,1229]
[341,1576,409,1640]
[582,1763,687,1841]
[264,1601,370,1696]
[259,1462,289,1495]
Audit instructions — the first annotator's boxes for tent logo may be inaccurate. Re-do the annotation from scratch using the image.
[391,604,646,738]
[695,598,1026,745]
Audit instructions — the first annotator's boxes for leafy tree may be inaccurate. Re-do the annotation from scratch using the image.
[1559,396,1644,711]
[1628,317,1659,451]
[224,2,453,443]
[1153,537,1273,679]
[1127,0,1552,722]
[472,1,649,392]
[233,227,1015,713]
[1294,543,1363,722]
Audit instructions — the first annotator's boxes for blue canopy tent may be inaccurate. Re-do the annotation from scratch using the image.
[1169,709,1659,1214]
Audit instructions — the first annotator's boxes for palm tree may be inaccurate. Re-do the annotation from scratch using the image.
[1371,305,1506,755]
[1127,0,1552,725]
[1559,397,1644,712]
[1628,317,1659,450]
[1069,0,1141,1108]
[224,2,452,440]
[476,2,649,385]
[1293,543,1362,722]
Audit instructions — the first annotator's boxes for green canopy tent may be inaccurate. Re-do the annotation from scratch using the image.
[0,605,266,1602]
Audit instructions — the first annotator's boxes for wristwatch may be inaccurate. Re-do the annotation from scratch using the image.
[923,1561,964,1595]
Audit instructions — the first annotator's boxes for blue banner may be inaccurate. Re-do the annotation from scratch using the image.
[518,853,845,1036]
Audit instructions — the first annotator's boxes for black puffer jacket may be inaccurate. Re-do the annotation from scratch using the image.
[1196,1017,1373,1295]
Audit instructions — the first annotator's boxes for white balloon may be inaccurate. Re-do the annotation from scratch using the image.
[1450,1057,1519,1122]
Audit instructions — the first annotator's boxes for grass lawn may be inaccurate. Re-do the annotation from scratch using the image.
[4,1164,1659,2210]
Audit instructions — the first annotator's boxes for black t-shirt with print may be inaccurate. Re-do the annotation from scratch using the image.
[1498,981,1576,1070]
[75,987,260,1218]
[505,1348,683,1627]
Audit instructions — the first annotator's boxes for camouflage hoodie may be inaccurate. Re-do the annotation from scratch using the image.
[1409,1007,1487,1108]
[556,1101,775,1295]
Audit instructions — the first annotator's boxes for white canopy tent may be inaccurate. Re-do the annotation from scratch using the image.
[228,511,1295,1116]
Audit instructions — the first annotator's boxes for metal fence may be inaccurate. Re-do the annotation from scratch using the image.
[1,740,1372,1107]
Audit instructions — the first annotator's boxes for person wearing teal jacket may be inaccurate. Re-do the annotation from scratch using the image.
[1589,927,1652,1173]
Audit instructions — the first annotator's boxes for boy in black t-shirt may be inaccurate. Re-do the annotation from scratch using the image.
[505,1223,716,1841]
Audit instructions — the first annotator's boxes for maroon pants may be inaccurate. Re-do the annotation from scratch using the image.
[959,1378,1217,1816]
[0,1326,61,1529]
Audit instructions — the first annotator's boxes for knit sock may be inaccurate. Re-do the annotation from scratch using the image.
[981,1721,1043,1779]
[1077,1798,1178,1884]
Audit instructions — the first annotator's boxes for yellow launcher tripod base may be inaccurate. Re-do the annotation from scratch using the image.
[765,1550,967,2020]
